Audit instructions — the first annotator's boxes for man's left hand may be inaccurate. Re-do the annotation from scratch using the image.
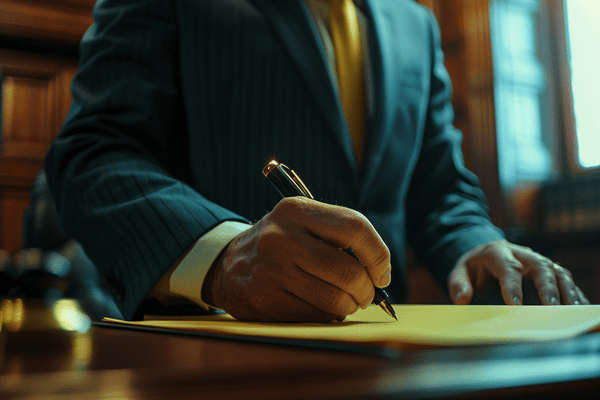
[448,239,589,305]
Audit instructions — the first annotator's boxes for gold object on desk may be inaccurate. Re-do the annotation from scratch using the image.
[1,298,92,371]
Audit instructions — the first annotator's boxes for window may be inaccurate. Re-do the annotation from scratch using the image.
[565,0,600,169]
[491,0,600,188]
[490,0,551,189]
[491,0,600,234]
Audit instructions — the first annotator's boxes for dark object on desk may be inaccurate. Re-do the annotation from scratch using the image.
[1,249,70,298]
[18,171,123,321]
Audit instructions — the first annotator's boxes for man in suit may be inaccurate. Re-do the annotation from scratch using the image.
[44,0,588,321]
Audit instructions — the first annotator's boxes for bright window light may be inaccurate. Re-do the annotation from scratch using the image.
[565,0,600,168]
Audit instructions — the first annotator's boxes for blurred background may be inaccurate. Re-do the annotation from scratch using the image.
[0,0,599,306]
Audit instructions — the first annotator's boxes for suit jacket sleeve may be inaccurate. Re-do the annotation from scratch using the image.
[405,9,505,290]
[44,0,248,319]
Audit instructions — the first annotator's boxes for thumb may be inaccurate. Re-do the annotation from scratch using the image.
[448,263,473,305]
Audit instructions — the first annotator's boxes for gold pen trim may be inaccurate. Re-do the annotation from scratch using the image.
[263,160,314,199]
[283,166,314,199]
[262,160,280,177]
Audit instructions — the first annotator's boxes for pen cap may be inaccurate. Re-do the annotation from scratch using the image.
[263,161,314,199]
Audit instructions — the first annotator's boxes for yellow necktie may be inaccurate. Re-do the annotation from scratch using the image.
[328,0,367,165]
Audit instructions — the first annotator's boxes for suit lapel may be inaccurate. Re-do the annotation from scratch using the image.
[251,0,419,194]
[359,0,414,203]
[251,0,358,171]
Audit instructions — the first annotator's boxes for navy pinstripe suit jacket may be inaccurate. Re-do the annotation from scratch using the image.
[44,0,504,319]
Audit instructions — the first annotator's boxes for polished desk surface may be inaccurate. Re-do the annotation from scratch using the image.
[2,322,600,399]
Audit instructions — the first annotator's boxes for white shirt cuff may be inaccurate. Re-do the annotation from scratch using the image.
[169,221,252,310]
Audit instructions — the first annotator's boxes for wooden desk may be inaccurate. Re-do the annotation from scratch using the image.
[2,323,600,399]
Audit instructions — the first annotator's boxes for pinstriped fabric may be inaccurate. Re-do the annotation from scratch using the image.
[45,0,505,319]
[178,0,358,218]
[45,0,358,318]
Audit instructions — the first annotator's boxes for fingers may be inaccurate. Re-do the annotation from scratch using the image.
[458,240,591,307]
[509,247,561,305]
[553,264,590,305]
[259,238,367,314]
[295,238,374,309]
[212,234,358,321]
[469,242,524,305]
[576,287,591,305]
[271,198,390,312]
[209,197,387,322]
[275,197,391,288]
[531,265,560,305]
[508,244,590,305]
[258,201,372,310]
[282,267,362,317]
[447,263,473,305]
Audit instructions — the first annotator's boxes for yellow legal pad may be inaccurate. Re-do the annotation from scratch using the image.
[103,305,600,350]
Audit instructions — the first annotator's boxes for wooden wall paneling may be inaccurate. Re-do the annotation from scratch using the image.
[0,159,45,253]
[0,0,93,254]
[431,0,503,228]
[0,187,30,254]
[0,0,94,46]
[0,49,78,253]
[52,65,77,135]
[460,0,503,228]
[1,50,77,161]
[2,74,53,161]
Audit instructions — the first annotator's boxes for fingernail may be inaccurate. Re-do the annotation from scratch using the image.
[513,296,522,305]
[549,296,559,305]
[379,267,391,287]
[574,300,581,305]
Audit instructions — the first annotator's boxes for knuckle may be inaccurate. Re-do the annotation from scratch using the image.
[503,257,523,273]
[280,196,301,208]
[554,264,573,280]
[371,246,391,268]
[254,226,281,254]
[540,268,557,283]
[273,196,304,216]
[342,210,370,236]
[480,242,501,256]
[513,242,534,254]
[535,256,554,270]
[254,225,299,260]
[338,265,364,288]
[321,287,353,314]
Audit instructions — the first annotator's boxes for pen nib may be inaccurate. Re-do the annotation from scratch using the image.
[377,299,398,321]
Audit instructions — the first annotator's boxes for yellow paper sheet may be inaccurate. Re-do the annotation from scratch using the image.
[103,305,600,350]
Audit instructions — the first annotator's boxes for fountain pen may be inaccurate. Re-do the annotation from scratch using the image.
[262,160,397,321]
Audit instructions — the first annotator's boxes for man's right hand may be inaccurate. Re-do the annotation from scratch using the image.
[201,197,391,322]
